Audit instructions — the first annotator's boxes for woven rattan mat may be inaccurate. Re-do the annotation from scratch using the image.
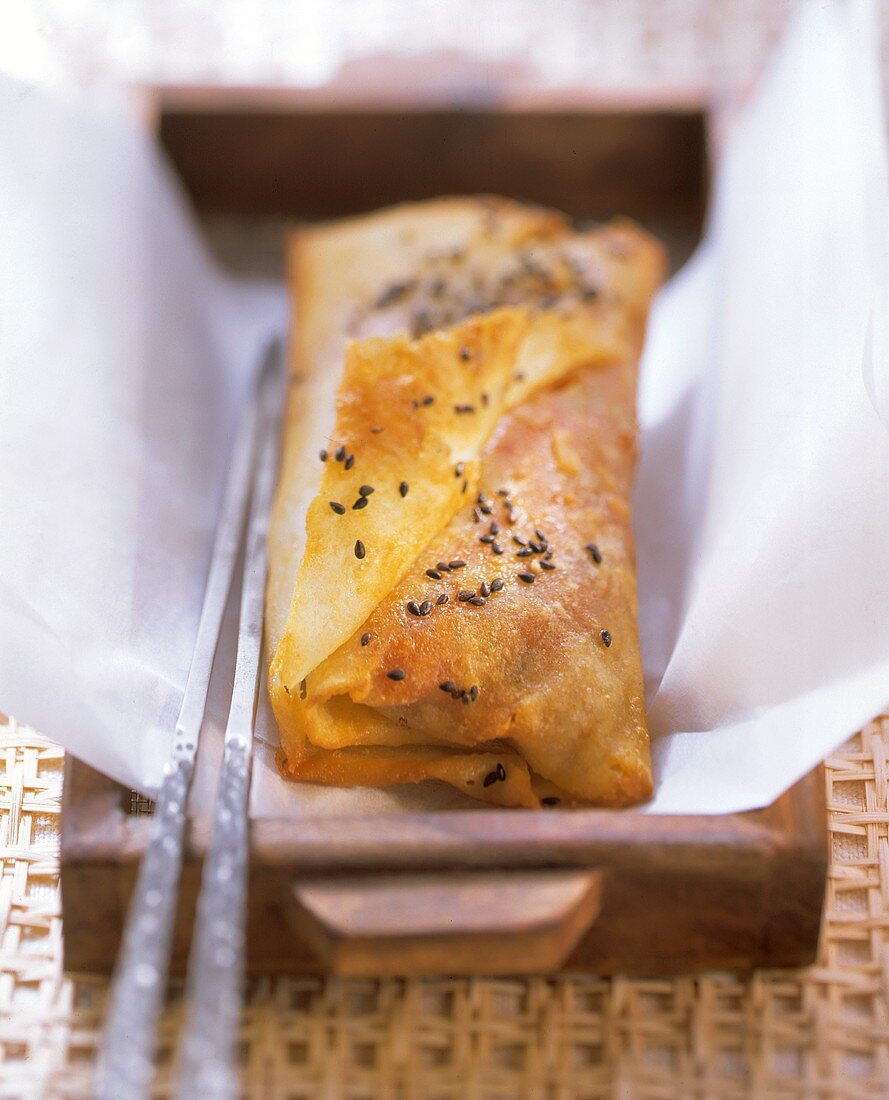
[1,716,887,1100]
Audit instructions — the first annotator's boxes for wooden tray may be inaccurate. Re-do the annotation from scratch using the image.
[61,756,826,977]
[60,94,826,979]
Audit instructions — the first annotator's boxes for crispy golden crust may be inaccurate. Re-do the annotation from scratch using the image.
[267,196,665,808]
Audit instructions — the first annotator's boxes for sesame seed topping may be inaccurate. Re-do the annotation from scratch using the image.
[319,449,328,461]
[449,560,466,570]
[527,540,543,553]
[516,547,534,558]
[496,763,506,781]
[419,600,433,616]
[497,489,509,497]
[490,578,504,591]
[535,529,546,541]
[586,543,603,564]
[483,771,498,788]
[330,501,346,514]
[371,425,384,433]
[436,593,449,605]
[399,481,409,497]
[440,680,457,693]
[344,454,355,470]
[407,600,421,616]
[335,446,346,461]
[436,561,451,573]
[354,540,366,559]
[454,404,476,414]
[387,668,406,681]
[490,522,500,535]
[426,569,442,580]
[481,392,489,406]
[540,560,556,570]
[479,582,490,598]
[601,629,612,647]
[491,542,504,554]
[361,632,372,646]
[454,462,465,477]
[469,685,479,701]
[541,796,561,807]
[479,503,492,515]
[513,535,526,546]
[358,485,374,496]
[422,395,435,406]
[480,534,495,544]
[353,497,369,510]
[459,346,472,361]
[468,595,486,606]
[518,572,535,584]
[457,591,474,602]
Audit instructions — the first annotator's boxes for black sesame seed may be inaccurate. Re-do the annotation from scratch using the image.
[454,404,476,414]
[497,488,509,497]
[344,454,355,470]
[440,680,457,693]
[468,596,486,607]
[459,346,472,361]
[359,485,374,496]
[436,561,451,573]
[454,462,465,477]
[491,542,504,554]
[586,543,603,564]
[479,582,490,598]
[407,600,421,616]
[516,547,534,558]
[544,549,554,561]
[479,504,492,515]
[361,632,372,647]
[513,535,527,546]
[490,522,500,536]
[436,593,449,605]
[319,449,328,461]
[387,668,406,681]
[472,508,482,524]
[528,540,543,554]
[419,600,433,616]
[426,569,442,580]
[518,572,535,584]
[535,529,546,541]
[354,540,366,559]
[540,560,556,570]
[449,560,466,569]
[496,763,506,782]
[601,629,612,647]
[490,578,504,592]
[480,534,495,544]
[335,446,346,461]
[371,425,384,433]
[541,796,561,807]
[330,501,346,514]
[399,481,409,497]
[353,497,369,510]
[483,771,498,788]
[458,591,474,602]
[469,685,479,701]
[376,281,414,308]
[461,694,471,705]
[422,395,435,406]
[481,392,489,406]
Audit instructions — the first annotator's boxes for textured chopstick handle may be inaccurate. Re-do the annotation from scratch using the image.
[95,756,192,1100]
[174,736,252,1098]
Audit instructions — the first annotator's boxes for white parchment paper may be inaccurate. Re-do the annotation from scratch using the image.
[2,0,887,817]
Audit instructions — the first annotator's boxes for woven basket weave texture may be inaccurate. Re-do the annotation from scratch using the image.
[0,715,887,1099]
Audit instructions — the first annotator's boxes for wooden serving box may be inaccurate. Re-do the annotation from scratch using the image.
[61,85,827,978]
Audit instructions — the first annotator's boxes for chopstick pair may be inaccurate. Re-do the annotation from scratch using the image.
[96,339,286,1100]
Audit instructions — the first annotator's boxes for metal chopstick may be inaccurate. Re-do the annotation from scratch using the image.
[95,338,284,1100]
[174,344,286,1099]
